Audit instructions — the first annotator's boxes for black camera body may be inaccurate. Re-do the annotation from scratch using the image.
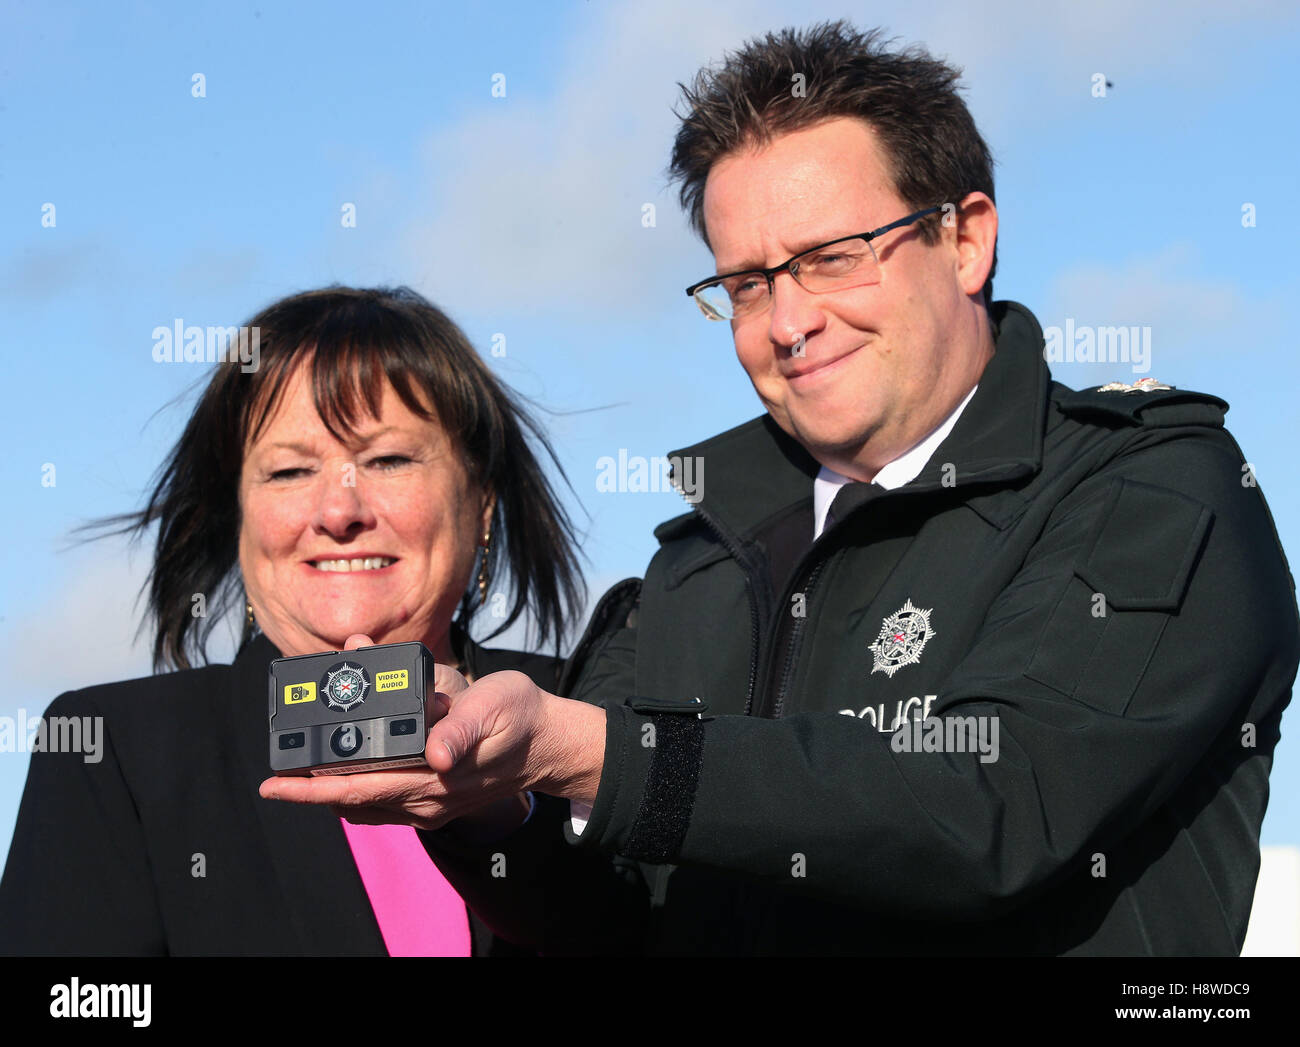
[268,641,434,776]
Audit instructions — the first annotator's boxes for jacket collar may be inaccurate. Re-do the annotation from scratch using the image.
[663,300,1049,545]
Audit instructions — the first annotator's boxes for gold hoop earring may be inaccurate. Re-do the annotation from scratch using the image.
[246,601,255,627]
[477,529,492,607]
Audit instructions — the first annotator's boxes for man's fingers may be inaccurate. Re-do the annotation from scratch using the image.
[343,633,374,651]
[332,804,397,825]
[330,804,451,829]
[260,769,445,806]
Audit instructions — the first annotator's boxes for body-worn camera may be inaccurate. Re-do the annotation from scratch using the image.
[268,641,434,776]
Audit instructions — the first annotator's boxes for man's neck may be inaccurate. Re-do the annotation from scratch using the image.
[811,380,980,540]
[824,380,982,483]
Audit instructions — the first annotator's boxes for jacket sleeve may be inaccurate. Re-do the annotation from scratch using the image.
[418,580,652,953]
[0,691,169,955]
[571,428,1300,920]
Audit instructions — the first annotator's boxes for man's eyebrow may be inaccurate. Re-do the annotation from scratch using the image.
[717,232,859,273]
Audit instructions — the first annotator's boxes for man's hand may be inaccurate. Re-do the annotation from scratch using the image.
[258,634,606,833]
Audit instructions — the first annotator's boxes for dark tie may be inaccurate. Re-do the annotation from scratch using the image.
[825,481,886,533]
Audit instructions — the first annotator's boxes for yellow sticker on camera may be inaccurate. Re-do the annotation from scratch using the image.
[284,682,316,704]
[376,670,408,692]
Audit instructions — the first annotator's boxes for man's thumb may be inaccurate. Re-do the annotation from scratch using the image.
[426,710,484,773]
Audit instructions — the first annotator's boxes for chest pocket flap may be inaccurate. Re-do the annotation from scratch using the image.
[1026,477,1213,714]
[1075,478,1212,611]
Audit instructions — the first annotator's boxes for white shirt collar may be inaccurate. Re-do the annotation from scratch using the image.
[812,383,979,539]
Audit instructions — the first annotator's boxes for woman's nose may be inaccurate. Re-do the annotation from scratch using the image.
[311,466,377,536]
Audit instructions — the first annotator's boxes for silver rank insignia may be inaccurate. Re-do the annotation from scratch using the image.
[323,660,370,711]
[1096,377,1174,393]
[869,599,936,678]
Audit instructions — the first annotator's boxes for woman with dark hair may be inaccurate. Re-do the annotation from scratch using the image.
[0,285,584,956]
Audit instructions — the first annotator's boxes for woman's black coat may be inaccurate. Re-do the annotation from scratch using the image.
[0,630,559,956]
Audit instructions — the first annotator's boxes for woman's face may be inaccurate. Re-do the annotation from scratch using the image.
[238,361,491,660]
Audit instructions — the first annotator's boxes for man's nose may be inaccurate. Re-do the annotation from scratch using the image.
[766,271,826,353]
[311,465,376,536]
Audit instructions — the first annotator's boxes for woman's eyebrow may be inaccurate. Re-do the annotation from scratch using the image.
[257,428,425,457]
[350,425,425,447]
[263,440,318,455]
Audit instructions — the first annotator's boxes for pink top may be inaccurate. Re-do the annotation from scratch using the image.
[339,819,472,956]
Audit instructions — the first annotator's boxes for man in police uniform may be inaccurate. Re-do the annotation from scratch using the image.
[263,22,1299,955]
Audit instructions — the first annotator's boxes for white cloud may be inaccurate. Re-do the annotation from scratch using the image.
[1036,240,1294,382]
[0,537,245,714]
[400,2,762,316]
[1044,243,1241,339]
[903,0,1297,119]
[396,0,1296,319]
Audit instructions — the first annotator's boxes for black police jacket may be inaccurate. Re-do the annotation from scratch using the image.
[422,299,1299,956]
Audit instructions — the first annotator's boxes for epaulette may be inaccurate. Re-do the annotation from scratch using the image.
[1053,378,1228,428]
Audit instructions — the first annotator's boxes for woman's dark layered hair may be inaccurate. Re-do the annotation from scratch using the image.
[93,285,584,671]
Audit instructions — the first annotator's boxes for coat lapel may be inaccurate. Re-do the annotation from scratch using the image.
[230,634,387,956]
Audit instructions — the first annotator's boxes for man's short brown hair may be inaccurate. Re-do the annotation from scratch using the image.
[669,21,998,304]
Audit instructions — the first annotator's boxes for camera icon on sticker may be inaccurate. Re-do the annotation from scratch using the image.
[284,682,317,705]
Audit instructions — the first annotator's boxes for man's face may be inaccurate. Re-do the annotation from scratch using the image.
[701,116,993,478]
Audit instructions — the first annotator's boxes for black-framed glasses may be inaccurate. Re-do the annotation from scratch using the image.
[684,205,943,321]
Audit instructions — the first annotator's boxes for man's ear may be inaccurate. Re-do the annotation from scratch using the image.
[952,191,997,300]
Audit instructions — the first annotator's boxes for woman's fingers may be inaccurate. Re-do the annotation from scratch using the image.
[432,663,468,695]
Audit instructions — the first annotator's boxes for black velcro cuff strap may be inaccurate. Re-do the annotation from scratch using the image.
[623,697,706,863]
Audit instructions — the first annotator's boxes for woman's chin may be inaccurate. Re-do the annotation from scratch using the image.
[265,623,376,656]
[264,612,446,656]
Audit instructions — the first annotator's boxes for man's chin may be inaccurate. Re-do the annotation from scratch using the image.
[779,414,877,474]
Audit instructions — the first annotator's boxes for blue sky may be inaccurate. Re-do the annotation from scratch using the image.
[1,0,1297,857]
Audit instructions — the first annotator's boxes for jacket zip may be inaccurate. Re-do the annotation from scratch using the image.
[770,558,827,720]
[678,487,856,720]
[764,483,974,718]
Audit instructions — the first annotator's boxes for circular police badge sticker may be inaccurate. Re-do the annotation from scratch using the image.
[321,661,370,712]
[869,599,935,678]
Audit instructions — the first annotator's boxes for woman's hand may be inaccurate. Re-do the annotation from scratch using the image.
[258,634,606,834]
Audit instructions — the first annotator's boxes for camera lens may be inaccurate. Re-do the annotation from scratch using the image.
[330,723,363,758]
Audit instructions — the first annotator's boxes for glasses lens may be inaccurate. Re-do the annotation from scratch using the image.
[792,239,880,293]
[695,272,771,321]
[693,283,734,321]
